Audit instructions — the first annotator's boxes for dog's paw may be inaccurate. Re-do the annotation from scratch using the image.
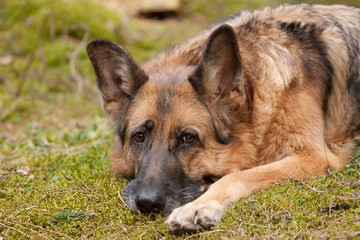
[166,200,224,234]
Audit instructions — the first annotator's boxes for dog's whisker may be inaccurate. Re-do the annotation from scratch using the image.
[179,186,194,193]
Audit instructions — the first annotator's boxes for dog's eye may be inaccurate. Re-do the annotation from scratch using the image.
[133,132,145,143]
[183,134,196,144]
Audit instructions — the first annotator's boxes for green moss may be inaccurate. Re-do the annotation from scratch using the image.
[1,0,121,54]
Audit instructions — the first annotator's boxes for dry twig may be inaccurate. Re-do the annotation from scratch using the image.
[0,222,33,240]
[184,229,225,239]
[117,191,128,207]
[14,223,50,240]
[13,221,74,240]
[290,177,325,193]
[0,98,21,121]
[65,171,89,191]
[69,30,89,95]
[291,177,359,200]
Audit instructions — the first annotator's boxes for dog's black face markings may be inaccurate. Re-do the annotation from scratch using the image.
[123,119,203,214]
[156,89,173,117]
[124,147,196,214]
[122,85,206,214]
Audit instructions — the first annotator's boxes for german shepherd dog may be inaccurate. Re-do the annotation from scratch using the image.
[86,4,360,233]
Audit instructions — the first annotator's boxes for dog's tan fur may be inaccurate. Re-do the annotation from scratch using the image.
[87,4,360,233]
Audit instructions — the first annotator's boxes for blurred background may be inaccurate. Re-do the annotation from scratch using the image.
[1,0,359,168]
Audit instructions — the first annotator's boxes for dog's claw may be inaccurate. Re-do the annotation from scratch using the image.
[166,200,224,234]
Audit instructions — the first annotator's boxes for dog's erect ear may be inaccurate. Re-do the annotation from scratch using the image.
[189,25,248,143]
[189,24,243,105]
[86,39,148,115]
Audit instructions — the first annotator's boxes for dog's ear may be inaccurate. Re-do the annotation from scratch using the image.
[189,24,244,105]
[86,39,148,115]
[189,25,249,143]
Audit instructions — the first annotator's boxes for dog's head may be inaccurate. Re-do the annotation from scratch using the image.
[86,25,252,214]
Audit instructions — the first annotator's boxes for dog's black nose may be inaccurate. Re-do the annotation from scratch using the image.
[135,191,165,213]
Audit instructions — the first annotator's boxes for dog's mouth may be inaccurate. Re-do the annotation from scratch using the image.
[122,180,198,215]
[199,175,221,194]
[122,175,221,214]
[202,175,221,184]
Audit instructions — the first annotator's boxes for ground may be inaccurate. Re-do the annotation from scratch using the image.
[0,0,359,239]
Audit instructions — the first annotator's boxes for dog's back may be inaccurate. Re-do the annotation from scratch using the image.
[144,4,360,164]
[231,4,360,164]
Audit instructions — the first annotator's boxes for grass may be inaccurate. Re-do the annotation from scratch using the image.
[0,0,359,239]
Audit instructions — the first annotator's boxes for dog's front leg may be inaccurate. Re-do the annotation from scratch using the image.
[166,180,251,234]
[166,150,340,233]
[166,174,250,234]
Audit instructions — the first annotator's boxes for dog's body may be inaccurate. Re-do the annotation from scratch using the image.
[87,4,360,233]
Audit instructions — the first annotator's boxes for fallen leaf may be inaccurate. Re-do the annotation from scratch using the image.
[5,122,14,131]
[16,167,30,175]
[0,55,14,65]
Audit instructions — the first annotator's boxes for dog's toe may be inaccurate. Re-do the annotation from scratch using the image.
[166,200,224,234]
